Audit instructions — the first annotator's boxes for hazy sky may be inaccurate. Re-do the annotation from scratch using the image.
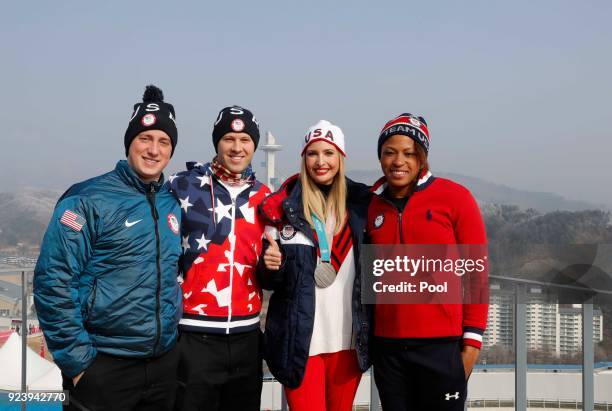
[1,1,611,206]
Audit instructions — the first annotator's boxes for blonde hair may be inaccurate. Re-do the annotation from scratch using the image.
[300,153,347,234]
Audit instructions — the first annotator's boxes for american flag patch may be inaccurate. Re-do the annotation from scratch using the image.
[59,210,86,232]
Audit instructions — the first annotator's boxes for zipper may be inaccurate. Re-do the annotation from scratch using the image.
[398,211,404,244]
[380,195,410,245]
[227,196,237,334]
[147,184,162,355]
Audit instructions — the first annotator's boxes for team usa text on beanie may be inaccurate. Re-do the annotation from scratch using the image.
[302,120,346,157]
[124,85,178,156]
[378,113,430,158]
[212,106,260,152]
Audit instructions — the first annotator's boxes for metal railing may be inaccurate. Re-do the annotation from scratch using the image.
[366,274,612,411]
[0,269,33,411]
[467,399,612,409]
[3,267,610,411]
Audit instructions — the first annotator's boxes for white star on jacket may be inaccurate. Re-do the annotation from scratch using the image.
[196,175,210,187]
[179,196,194,213]
[202,279,231,307]
[234,262,252,276]
[239,202,255,224]
[191,304,207,315]
[168,174,178,184]
[195,233,211,250]
[209,198,232,222]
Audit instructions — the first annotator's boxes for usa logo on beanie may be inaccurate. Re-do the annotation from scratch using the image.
[212,105,260,152]
[378,113,430,158]
[302,120,346,157]
[124,85,178,157]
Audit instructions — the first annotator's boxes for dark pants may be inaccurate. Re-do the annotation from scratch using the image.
[372,337,467,411]
[176,329,263,411]
[62,344,179,411]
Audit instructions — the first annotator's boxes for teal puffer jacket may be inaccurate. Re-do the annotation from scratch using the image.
[34,160,182,378]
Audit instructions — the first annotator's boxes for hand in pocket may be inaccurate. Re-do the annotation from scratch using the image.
[73,371,85,387]
[460,346,480,381]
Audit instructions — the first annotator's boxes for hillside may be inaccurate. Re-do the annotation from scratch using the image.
[347,169,607,212]
[0,170,610,249]
[0,189,61,248]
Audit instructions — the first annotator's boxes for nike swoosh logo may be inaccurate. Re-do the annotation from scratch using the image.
[124,219,143,228]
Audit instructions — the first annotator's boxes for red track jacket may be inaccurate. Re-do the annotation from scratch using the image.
[367,171,488,348]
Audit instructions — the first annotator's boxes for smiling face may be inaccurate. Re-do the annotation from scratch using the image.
[127,129,172,184]
[216,132,255,174]
[380,135,424,198]
[304,140,341,186]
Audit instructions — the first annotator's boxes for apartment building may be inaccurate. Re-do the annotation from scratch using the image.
[483,284,604,357]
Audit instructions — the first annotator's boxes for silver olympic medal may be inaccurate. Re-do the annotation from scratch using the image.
[314,262,337,288]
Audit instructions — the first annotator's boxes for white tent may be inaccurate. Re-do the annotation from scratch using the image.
[0,332,61,391]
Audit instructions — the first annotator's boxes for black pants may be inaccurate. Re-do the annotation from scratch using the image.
[62,344,179,411]
[372,337,467,411]
[176,329,263,411]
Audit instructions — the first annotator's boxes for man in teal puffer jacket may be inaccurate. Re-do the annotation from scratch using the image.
[34,85,182,411]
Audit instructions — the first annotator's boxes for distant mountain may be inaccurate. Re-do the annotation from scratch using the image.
[347,169,607,213]
[0,170,608,249]
[0,188,61,248]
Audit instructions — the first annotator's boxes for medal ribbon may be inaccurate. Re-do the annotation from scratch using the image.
[311,213,331,263]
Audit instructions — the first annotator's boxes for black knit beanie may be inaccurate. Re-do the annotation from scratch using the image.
[212,105,260,152]
[124,85,178,156]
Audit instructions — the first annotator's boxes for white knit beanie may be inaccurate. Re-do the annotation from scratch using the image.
[301,120,346,157]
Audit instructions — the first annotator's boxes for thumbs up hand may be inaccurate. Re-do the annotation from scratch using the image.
[264,231,283,271]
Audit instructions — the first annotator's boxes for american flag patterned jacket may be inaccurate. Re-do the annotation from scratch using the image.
[168,161,270,334]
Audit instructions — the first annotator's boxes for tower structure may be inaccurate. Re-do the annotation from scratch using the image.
[260,131,282,190]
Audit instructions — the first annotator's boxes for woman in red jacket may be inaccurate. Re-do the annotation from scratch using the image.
[367,113,488,411]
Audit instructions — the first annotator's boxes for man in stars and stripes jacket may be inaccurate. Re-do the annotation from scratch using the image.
[168,106,270,411]
[168,161,270,334]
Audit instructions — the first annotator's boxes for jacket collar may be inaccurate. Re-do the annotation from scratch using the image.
[259,174,300,224]
[371,170,434,196]
[185,160,257,185]
[115,160,164,193]
[186,161,213,176]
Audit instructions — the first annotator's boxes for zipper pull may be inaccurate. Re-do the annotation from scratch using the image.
[149,184,159,220]
[398,211,404,243]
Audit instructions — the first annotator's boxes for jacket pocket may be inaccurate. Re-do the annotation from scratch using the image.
[85,278,98,324]
[455,340,468,382]
[264,307,290,371]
